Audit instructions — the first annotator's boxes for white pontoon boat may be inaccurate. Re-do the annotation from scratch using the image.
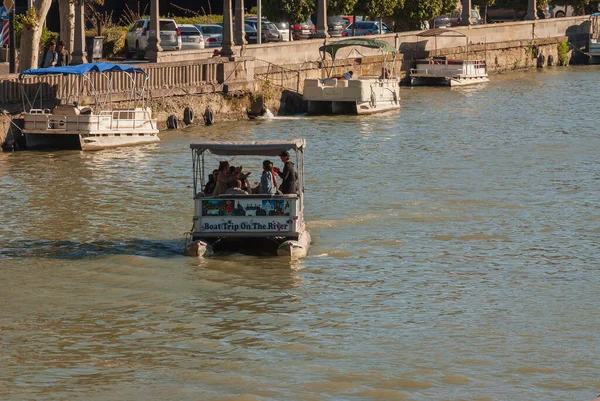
[410,29,489,87]
[185,139,310,259]
[19,62,159,150]
[303,38,400,115]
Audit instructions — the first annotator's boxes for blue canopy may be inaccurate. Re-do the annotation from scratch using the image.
[19,62,147,79]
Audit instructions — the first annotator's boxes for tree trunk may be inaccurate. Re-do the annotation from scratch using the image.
[58,0,75,53]
[18,0,53,72]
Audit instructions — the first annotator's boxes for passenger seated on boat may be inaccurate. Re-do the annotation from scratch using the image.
[213,161,240,196]
[204,169,219,195]
[255,160,278,195]
[225,180,248,195]
[342,71,354,80]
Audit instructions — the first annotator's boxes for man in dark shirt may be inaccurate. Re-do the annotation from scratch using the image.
[275,151,296,194]
[57,41,70,66]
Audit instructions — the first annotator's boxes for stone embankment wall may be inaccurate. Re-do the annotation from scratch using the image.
[0,16,591,148]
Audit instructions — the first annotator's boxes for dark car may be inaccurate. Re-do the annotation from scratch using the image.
[482,6,526,22]
[311,15,346,37]
[245,18,283,43]
[292,18,315,40]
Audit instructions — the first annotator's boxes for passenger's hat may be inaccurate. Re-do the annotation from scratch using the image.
[278,150,289,157]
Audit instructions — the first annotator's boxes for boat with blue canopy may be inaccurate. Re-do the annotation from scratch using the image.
[19,62,159,150]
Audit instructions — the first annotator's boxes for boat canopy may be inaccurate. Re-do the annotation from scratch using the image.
[19,62,147,79]
[319,38,396,60]
[190,139,306,156]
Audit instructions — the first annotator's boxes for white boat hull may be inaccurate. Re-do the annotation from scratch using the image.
[304,78,400,115]
[277,230,311,259]
[22,107,160,151]
[410,75,490,87]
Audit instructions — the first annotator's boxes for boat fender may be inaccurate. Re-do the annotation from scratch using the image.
[370,92,377,108]
[392,91,398,104]
[166,114,179,130]
[203,106,214,126]
[183,107,194,125]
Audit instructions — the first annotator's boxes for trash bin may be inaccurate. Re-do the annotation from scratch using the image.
[86,36,104,62]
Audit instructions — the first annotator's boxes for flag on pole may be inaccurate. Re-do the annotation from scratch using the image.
[0,6,9,46]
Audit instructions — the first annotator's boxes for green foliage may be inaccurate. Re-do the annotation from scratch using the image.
[393,0,455,31]
[249,6,258,14]
[490,0,549,10]
[171,15,224,25]
[262,0,314,24]
[101,26,128,57]
[329,0,357,15]
[14,13,58,49]
[354,0,404,17]
[557,40,569,65]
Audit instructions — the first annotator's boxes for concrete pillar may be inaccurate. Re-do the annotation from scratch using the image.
[315,0,329,38]
[527,0,538,20]
[234,0,246,46]
[461,0,472,26]
[146,0,162,62]
[70,0,87,64]
[221,0,234,57]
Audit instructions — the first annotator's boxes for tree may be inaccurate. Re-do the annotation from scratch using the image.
[18,1,53,71]
[354,0,404,19]
[328,0,357,15]
[58,0,75,53]
[393,0,455,31]
[262,0,314,24]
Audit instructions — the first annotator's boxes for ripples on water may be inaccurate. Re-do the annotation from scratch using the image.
[0,67,599,401]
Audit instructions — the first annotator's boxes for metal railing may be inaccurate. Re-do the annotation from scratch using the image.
[254,58,302,93]
[0,58,223,104]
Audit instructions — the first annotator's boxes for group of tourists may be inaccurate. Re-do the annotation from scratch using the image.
[40,41,70,68]
[204,151,297,196]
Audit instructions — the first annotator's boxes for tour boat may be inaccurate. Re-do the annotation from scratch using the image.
[409,28,489,87]
[185,139,310,259]
[303,38,400,115]
[19,63,159,150]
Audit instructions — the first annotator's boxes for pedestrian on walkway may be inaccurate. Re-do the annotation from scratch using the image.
[40,42,58,68]
[57,40,70,66]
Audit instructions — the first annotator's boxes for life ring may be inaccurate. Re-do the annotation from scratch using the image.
[183,107,194,125]
[58,120,66,127]
[370,92,377,108]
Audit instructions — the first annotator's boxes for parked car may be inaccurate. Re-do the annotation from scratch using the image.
[311,15,346,37]
[342,21,393,36]
[291,18,315,40]
[483,6,549,22]
[194,24,223,48]
[482,6,526,22]
[274,21,291,41]
[341,16,355,27]
[179,24,205,50]
[126,18,182,59]
[435,9,482,26]
[550,4,575,17]
[245,18,283,43]
[244,23,259,43]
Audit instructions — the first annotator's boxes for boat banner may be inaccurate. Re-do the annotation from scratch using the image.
[199,217,291,233]
[202,199,292,217]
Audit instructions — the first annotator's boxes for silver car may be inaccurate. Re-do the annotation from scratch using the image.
[126,18,182,59]
[195,24,223,48]
[342,21,393,36]
[179,24,205,50]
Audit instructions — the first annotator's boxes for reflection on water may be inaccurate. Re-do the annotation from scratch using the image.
[1,67,599,401]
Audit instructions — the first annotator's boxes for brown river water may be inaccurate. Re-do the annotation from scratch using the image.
[0,67,599,401]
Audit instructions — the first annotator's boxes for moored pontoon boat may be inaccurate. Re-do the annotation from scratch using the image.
[19,62,159,150]
[185,139,310,259]
[303,38,400,115]
[410,29,489,87]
